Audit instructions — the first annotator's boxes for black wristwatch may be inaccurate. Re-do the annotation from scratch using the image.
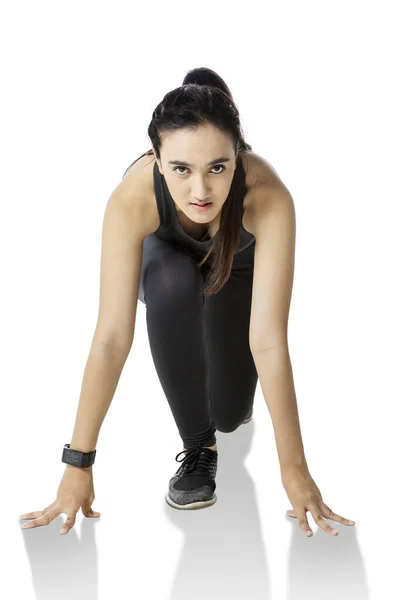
[62,444,96,468]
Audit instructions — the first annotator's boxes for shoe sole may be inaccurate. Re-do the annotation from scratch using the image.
[165,493,217,510]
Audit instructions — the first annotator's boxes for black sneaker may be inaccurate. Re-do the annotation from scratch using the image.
[242,407,253,424]
[165,446,218,510]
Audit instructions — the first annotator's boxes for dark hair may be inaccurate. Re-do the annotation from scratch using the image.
[147,67,252,296]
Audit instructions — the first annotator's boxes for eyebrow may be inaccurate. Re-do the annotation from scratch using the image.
[168,157,231,167]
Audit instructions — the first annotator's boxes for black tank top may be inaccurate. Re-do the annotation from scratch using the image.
[122,150,255,255]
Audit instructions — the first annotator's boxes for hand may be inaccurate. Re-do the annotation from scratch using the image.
[20,465,101,535]
[282,465,355,537]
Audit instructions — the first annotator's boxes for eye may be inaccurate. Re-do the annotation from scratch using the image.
[173,165,226,175]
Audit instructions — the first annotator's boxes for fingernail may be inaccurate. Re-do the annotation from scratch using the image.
[22,523,29,528]
[348,520,355,525]
[60,528,67,534]
[306,530,313,537]
[332,529,339,534]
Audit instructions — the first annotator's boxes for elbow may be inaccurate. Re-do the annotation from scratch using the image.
[91,335,133,358]
[250,336,289,356]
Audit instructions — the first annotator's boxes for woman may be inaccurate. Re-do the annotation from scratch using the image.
[20,67,355,534]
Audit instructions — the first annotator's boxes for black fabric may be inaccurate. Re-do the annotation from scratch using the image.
[137,234,258,448]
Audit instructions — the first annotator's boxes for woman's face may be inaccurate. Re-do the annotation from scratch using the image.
[154,122,237,224]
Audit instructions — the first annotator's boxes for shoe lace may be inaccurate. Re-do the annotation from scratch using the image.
[174,446,216,476]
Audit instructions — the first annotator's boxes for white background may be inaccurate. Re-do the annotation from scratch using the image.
[2,1,398,598]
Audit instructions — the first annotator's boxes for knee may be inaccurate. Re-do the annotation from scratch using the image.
[212,416,242,434]
[145,254,202,306]
[212,403,252,433]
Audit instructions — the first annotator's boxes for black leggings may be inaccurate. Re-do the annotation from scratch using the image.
[138,233,259,450]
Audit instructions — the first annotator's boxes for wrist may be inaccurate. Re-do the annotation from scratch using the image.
[69,443,96,453]
[65,463,93,473]
[280,459,309,478]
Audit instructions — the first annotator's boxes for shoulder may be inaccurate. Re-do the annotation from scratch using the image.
[121,149,156,193]
[118,150,160,237]
[240,150,283,189]
[240,151,294,236]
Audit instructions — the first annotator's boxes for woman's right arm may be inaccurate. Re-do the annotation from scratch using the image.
[20,174,149,533]
[69,178,148,453]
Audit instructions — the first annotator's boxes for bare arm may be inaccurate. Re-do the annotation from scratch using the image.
[20,175,151,532]
[247,183,307,473]
[252,346,308,474]
[68,174,148,454]
[69,343,129,453]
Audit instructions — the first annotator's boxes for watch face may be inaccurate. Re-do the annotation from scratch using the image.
[62,446,95,468]
[64,449,82,467]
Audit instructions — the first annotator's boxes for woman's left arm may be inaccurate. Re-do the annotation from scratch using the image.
[247,183,355,537]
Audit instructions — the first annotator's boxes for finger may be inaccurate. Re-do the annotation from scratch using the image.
[291,508,313,537]
[320,503,355,526]
[60,512,77,535]
[20,511,46,521]
[21,507,61,530]
[309,504,339,536]
[81,501,101,518]
[83,508,101,518]
[20,503,56,520]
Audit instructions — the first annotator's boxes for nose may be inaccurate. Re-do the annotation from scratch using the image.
[192,176,212,202]
[193,190,212,203]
